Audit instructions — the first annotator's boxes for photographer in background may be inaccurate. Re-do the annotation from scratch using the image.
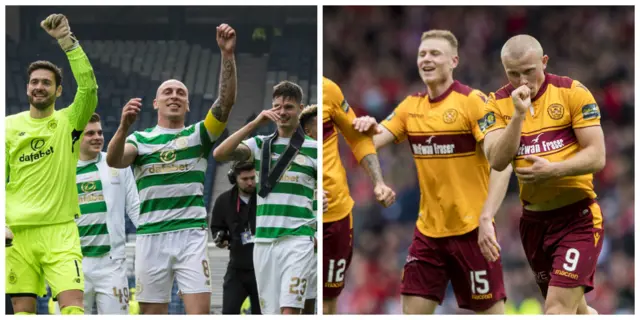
[210,161,261,314]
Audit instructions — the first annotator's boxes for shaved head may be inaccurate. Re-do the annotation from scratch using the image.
[157,79,188,98]
[154,78,190,126]
[501,34,544,61]
[500,34,549,98]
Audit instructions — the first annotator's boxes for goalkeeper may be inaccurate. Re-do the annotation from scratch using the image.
[5,13,98,315]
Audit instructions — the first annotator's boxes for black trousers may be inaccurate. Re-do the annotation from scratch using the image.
[222,267,261,314]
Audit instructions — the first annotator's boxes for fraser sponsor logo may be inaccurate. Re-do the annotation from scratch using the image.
[518,132,566,156]
[411,136,455,155]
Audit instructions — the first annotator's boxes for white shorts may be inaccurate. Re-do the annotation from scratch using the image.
[83,255,129,314]
[135,228,211,303]
[253,236,315,314]
[306,253,317,300]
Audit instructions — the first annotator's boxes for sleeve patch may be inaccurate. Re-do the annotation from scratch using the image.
[581,104,600,120]
[477,117,487,132]
[385,111,396,121]
[479,112,496,132]
[341,99,350,112]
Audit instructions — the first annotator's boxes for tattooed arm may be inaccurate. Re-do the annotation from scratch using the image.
[212,120,256,162]
[210,54,237,123]
[360,154,385,186]
[360,154,396,207]
[204,23,238,139]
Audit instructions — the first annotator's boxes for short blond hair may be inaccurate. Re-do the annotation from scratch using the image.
[299,104,317,129]
[421,30,458,53]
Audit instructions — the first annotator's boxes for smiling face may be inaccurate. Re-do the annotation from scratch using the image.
[154,79,190,122]
[416,34,458,86]
[273,96,303,130]
[27,69,61,110]
[80,120,104,157]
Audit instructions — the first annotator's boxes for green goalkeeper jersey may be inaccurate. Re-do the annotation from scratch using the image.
[5,46,98,227]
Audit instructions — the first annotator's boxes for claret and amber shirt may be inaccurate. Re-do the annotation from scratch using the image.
[482,73,601,207]
[381,81,490,238]
[322,77,377,223]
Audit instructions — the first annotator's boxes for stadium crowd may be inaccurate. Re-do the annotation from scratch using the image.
[324,6,634,314]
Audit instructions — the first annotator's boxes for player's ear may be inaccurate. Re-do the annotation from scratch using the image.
[56,85,62,98]
[153,99,159,110]
[186,100,190,112]
[542,55,549,70]
[451,55,459,69]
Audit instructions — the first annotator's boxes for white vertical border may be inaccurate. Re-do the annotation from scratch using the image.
[315,2,324,315]
[0,3,6,317]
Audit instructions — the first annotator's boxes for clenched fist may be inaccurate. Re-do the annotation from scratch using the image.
[120,98,142,129]
[216,23,236,55]
[374,183,396,208]
[511,85,532,117]
[40,14,71,40]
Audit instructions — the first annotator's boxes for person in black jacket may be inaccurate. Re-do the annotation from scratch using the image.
[210,161,261,314]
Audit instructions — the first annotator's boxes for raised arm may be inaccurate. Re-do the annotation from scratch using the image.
[204,24,238,141]
[483,87,530,171]
[106,98,140,168]
[213,107,279,162]
[41,14,98,131]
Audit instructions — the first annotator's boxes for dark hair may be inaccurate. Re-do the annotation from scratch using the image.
[227,160,255,184]
[27,60,63,87]
[299,104,317,129]
[233,161,255,174]
[272,81,303,104]
[89,113,101,123]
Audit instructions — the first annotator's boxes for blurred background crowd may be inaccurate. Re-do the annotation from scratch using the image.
[324,6,634,314]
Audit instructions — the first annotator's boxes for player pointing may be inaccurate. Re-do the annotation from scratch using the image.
[482,34,604,314]
[5,13,98,315]
[105,24,238,314]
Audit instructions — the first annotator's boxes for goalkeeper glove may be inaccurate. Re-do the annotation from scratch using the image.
[40,13,79,52]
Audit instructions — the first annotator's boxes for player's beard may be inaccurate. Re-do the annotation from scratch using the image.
[239,185,255,195]
[28,92,56,110]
